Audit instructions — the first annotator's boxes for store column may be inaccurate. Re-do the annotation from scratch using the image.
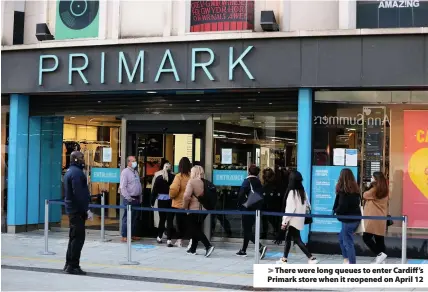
[7,94,29,233]
[297,88,313,243]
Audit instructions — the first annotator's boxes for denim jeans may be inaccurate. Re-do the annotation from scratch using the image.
[121,198,140,238]
[339,221,360,264]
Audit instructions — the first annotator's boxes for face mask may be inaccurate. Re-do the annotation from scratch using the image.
[131,162,137,169]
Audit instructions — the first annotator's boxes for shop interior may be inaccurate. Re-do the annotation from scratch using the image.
[61,115,122,230]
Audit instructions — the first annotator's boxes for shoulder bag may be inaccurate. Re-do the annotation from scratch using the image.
[242,181,264,210]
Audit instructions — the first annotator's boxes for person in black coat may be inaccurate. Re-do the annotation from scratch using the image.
[236,164,267,259]
[63,151,91,275]
[261,168,279,238]
[151,163,175,244]
[333,168,361,264]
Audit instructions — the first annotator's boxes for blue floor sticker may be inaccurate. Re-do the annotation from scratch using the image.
[408,259,428,264]
[265,252,288,259]
[132,244,157,250]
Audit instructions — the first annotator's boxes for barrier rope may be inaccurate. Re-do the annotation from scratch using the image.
[47,200,404,221]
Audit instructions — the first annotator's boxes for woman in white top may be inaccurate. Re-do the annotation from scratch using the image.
[278,171,318,264]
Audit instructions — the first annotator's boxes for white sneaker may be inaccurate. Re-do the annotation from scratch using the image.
[375,253,388,264]
[187,239,192,250]
[174,239,182,247]
[167,240,173,247]
[308,258,319,264]
[156,237,162,244]
[276,259,287,264]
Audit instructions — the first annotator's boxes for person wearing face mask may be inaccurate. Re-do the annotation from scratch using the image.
[119,156,143,242]
[63,151,92,275]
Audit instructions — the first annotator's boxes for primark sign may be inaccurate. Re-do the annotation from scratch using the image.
[38,46,255,86]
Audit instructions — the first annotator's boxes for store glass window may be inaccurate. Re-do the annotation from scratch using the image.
[190,0,254,32]
[61,116,121,231]
[357,0,428,28]
[211,112,297,239]
[312,91,428,237]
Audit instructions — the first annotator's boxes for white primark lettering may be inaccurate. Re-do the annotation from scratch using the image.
[378,0,420,8]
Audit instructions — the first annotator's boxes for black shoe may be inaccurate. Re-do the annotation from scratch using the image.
[63,264,68,271]
[205,246,215,258]
[186,249,197,255]
[259,245,267,260]
[236,250,247,257]
[65,266,87,275]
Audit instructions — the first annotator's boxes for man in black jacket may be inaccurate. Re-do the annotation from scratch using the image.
[63,151,90,275]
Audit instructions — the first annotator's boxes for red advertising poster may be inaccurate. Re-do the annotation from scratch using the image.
[190,0,254,32]
[403,110,428,228]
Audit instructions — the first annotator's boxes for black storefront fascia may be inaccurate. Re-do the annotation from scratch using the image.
[2,34,428,96]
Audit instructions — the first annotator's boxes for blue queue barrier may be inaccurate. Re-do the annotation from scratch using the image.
[42,200,408,264]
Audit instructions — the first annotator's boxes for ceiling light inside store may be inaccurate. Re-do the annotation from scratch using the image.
[97,101,101,103]
[269,103,272,105]
[147,91,157,94]
[215,130,251,136]
[196,100,200,102]
[70,117,75,119]
[238,107,241,109]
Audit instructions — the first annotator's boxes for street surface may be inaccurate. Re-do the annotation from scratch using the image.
[1,231,423,291]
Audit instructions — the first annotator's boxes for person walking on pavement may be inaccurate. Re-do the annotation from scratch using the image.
[236,164,268,259]
[362,171,389,264]
[183,166,215,257]
[63,151,92,275]
[120,156,142,242]
[333,168,362,264]
[169,157,192,248]
[151,162,175,244]
[277,171,318,264]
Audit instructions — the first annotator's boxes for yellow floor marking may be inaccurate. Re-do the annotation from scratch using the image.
[2,255,252,279]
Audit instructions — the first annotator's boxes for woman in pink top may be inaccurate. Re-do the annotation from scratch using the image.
[183,166,215,258]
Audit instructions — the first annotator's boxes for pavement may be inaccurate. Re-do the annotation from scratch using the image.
[0,230,423,291]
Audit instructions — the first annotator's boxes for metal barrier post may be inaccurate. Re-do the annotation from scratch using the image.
[100,192,111,242]
[39,200,55,255]
[401,216,407,264]
[121,204,139,265]
[254,210,261,265]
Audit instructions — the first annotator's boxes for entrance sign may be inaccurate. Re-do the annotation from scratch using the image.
[91,168,121,183]
[403,111,428,228]
[213,169,246,186]
[311,166,358,232]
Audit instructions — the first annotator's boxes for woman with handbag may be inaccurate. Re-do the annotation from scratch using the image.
[333,168,361,264]
[362,171,389,264]
[183,166,215,257]
[277,171,318,264]
[236,164,268,259]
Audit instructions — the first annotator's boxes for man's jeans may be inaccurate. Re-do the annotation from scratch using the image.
[121,198,140,238]
[339,221,360,264]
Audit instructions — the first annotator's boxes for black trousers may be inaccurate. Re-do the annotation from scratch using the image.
[66,213,86,268]
[363,232,386,255]
[167,208,186,240]
[283,226,312,259]
[241,215,262,252]
[188,214,211,252]
[157,200,173,238]
[211,214,232,236]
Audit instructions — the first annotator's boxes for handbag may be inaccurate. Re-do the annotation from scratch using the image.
[386,199,393,227]
[304,204,313,225]
[242,181,264,210]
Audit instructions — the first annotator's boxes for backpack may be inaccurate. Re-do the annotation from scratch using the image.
[193,179,218,210]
